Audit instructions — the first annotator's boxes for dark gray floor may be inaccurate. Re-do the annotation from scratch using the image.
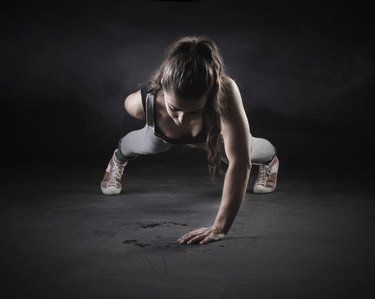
[1,161,374,299]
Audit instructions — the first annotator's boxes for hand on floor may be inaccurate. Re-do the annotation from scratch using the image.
[177,226,225,245]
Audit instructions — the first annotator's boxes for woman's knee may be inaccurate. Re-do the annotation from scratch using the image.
[251,137,276,164]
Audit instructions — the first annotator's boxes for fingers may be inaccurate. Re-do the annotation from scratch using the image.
[186,234,206,244]
[177,228,224,245]
[177,231,194,243]
[177,232,200,244]
[200,234,224,245]
[199,236,214,245]
[177,228,206,244]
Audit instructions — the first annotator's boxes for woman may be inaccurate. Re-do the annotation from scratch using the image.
[101,36,279,245]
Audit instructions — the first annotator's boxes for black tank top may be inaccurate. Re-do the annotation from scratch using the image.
[140,85,208,144]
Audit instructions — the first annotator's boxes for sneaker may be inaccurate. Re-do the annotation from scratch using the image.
[253,155,279,194]
[101,149,127,195]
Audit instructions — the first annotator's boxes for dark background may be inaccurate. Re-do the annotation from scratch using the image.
[1,2,374,298]
[1,0,374,170]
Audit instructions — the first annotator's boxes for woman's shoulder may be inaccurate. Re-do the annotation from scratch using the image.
[222,75,237,90]
[220,76,245,117]
[124,89,145,120]
[221,76,241,104]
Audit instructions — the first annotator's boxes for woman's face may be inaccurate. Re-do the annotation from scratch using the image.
[163,91,207,127]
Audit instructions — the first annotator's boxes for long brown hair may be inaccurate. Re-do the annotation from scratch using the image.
[146,35,230,177]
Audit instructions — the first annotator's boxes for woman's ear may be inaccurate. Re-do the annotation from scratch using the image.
[160,77,164,86]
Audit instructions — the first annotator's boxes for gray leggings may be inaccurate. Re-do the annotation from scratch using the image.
[118,124,276,165]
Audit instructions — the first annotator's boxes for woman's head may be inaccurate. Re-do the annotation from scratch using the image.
[163,90,207,127]
[147,35,229,176]
[150,35,226,101]
[160,36,217,100]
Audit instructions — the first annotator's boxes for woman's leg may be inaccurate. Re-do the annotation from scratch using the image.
[101,125,174,195]
[250,137,277,165]
[251,137,279,193]
[117,125,174,161]
[216,136,276,164]
[217,136,279,193]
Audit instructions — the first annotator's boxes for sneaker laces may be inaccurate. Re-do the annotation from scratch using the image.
[107,158,126,187]
[257,164,272,186]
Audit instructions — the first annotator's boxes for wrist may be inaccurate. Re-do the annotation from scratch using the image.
[212,224,228,235]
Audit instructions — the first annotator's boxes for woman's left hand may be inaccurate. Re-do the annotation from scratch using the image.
[177,226,226,245]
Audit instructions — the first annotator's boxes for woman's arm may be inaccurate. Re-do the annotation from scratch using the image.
[178,78,252,244]
[124,90,145,120]
[213,78,252,234]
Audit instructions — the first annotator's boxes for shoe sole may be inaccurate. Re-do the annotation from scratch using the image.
[101,186,122,195]
[253,186,276,194]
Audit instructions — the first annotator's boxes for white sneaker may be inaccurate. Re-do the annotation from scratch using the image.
[100,149,127,195]
[253,155,279,194]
